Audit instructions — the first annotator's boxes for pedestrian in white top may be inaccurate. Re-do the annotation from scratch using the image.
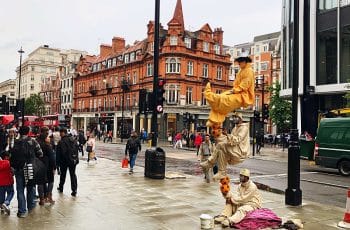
[86,134,97,163]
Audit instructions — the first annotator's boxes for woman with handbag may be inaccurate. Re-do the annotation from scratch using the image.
[86,134,97,163]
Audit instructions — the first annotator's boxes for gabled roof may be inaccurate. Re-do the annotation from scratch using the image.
[199,23,213,33]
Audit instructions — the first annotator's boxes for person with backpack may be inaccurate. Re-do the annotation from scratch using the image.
[57,128,79,197]
[125,131,141,174]
[10,126,44,218]
[36,127,56,205]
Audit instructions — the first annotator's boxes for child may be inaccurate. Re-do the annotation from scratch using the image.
[0,151,14,215]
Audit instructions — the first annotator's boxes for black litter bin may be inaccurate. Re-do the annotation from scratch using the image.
[144,147,165,179]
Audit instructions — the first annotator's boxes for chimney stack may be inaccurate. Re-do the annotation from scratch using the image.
[112,37,125,54]
[100,44,112,58]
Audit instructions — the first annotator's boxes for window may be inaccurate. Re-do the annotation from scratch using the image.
[150,42,154,52]
[130,52,135,62]
[30,84,34,91]
[229,67,234,76]
[31,75,34,81]
[114,97,118,107]
[31,66,35,71]
[263,45,268,52]
[133,72,137,85]
[214,44,220,55]
[203,42,209,52]
[319,0,338,11]
[202,64,209,78]
[124,54,129,63]
[170,35,178,46]
[112,58,117,67]
[201,88,207,105]
[317,28,337,85]
[68,95,71,102]
[187,61,194,76]
[186,87,193,104]
[166,58,181,74]
[260,62,268,71]
[217,66,223,80]
[97,63,101,71]
[215,89,222,94]
[340,16,350,83]
[185,37,191,49]
[167,85,178,104]
[147,63,153,76]
[255,45,260,53]
[107,59,112,68]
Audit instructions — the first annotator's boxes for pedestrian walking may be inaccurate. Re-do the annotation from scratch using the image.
[57,128,79,197]
[86,134,97,163]
[174,132,182,149]
[0,151,14,215]
[125,131,141,174]
[5,128,16,152]
[199,134,214,183]
[194,131,203,156]
[10,126,44,218]
[37,127,56,205]
[78,130,86,157]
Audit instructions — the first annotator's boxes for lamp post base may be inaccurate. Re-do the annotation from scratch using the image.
[285,188,302,206]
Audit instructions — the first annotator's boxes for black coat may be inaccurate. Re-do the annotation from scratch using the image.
[38,139,56,183]
[57,135,77,166]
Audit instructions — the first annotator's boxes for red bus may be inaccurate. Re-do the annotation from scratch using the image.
[0,115,41,137]
[41,114,71,129]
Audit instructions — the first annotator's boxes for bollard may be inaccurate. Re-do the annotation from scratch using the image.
[338,188,350,229]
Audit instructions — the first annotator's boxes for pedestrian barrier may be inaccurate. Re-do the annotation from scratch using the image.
[338,188,350,229]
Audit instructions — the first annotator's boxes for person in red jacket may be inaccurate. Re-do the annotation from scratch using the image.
[194,132,203,156]
[0,151,14,215]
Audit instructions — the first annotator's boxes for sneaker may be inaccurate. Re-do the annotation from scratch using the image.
[2,204,10,215]
[17,212,27,218]
[129,169,134,174]
[71,191,77,197]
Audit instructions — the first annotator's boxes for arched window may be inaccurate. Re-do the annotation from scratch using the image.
[166,58,180,74]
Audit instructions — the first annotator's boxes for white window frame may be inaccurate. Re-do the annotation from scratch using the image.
[187,61,193,76]
[112,58,117,67]
[133,72,137,85]
[170,35,178,46]
[214,44,220,55]
[130,52,135,62]
[124,54,129,63]
[167,85,178,104]
[166,58,181,74]
[217,66,223,80]
[147,63,153,76]
[185,37,191,49]
[150,42,154,52]
[201,88,207,105]
[186,87,193,105]
[260,62,269,71]
[107,59,112,68]
[202,64,209,78]
[203,42,209,52]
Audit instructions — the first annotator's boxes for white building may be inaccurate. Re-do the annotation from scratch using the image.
[0,79,16,107]
[16,45,62,99]
[60,50,87,115]
[281,0,350,136]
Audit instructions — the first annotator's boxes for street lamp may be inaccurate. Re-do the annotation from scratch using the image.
[18,47,25,126]
[285,0,302,206]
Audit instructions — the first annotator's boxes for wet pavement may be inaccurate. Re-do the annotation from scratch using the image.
[1,154,346,229]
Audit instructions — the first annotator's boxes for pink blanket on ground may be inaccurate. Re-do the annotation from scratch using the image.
[232,208,282,229]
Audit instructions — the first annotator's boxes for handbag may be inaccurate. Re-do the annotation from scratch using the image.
[86,145,93,152]
[122,158,129,168]
[88,151,96,160]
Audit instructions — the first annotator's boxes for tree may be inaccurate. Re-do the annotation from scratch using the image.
[24,94,45,116]
[268,82,292,133]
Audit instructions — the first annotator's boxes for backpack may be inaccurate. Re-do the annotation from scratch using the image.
[127,138,139,152]
[66,137,79,165]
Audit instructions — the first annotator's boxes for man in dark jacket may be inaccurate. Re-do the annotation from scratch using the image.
[78,130,86,156]
[10,126,43,218]
[57,128,78,197]
[125,131,141,174]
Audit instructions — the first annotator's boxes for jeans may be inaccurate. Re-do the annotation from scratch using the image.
[59,164,77,193]
[38,182,54,197]
[129,153,137,169]
[14,170,35,214]
[0,185,14,206]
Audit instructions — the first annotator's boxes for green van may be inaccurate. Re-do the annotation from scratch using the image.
[314,118,350,176]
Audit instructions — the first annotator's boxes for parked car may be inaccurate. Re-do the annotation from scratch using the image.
[314,118,350,176]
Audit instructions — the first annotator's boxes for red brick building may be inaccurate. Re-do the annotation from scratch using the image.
[41,73,61,115]
[73,0,232,139]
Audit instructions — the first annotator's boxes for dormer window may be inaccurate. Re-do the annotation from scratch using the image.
[170,35,178,46]
[130,52,135,62]
[185,37,191,49]
[124,54,129,63]
[203,42,209,52]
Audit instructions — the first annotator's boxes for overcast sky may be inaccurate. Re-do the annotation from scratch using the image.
[0,0,282,82]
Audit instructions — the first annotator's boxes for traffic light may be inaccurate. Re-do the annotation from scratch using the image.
[14,99,24,121]
[139,89,147,114]
[0,95,6,114]
[262,104,269,120]
[155,79,166,113]
[254,110,260,121]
